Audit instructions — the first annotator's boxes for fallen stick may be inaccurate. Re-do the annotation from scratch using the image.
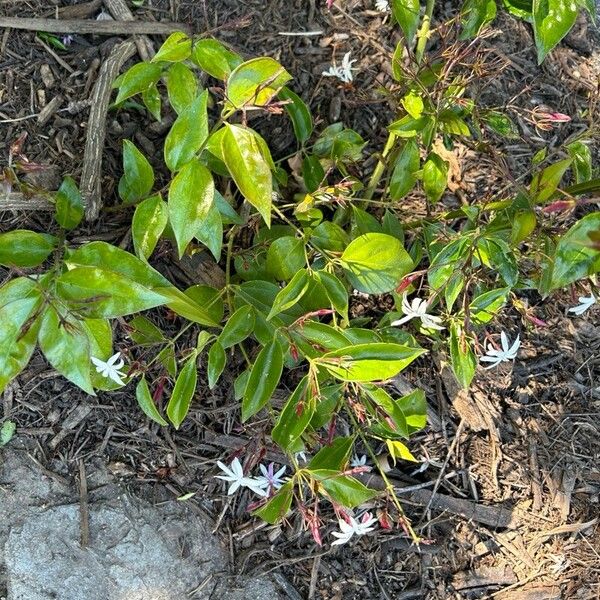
[0,16,192,36]
[103,0,155,62]
[0,192,54,211]
[82,39,136,220]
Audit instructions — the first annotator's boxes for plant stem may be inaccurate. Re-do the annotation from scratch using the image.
[364,132,396,201]
[415,0,435,65]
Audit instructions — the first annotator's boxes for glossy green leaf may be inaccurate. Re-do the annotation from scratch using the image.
[55,176,84,230]
[158,345,177,378]
[386,439,417,463]
[313,469,377,508]
[218,305,255,348]
[253,481,294,524]
[163,287,220,327]
[469,287,509,324]
[390,139,420,200]
[38,307,94,395]
[136,377,168,426]
[194,201,223,261]
[266,236,305,280]
[341,233,413,294]
[191,38,242,80]
[310,221,349,252]
[221,124,272,226]
[428,237,470,292]
[167,355,197,428]
[483,111,519,138]
[388,114,430,138]
[460,0,497,39]
[533,0,578,63]
[152,31,191,62]
[511,209,537,244]
[315,271,348,321]
[128,315,165,345]
[268,269,310,320]
[397,389,427,433]
[279,87,313,144]
[317,343,425,382]
[477,237,518,286]
[363,384,408,438]
[0,421,16,447]
[449,324,476,389]
[0,230,56,268]
[401,91,424,118]
[132,195,168,261]
[242,340,283,421]
[550,213,600,289]
[118,140,155,204]
[302,155,325,192]
[391,0,420,43]
[225,57,292,111]
[503,0,532,19]
[207,341,226,389]
[272,376,313,450]
[142,83,162,121]
[422,152,449,203]
[567,141,593,183]
[308,437,354,471]
[168,159,215,257]
[166,62,198,114]
[115,62,162,104]
[530,158,572,203]
[164,90,209,172]
[184,285,224,324]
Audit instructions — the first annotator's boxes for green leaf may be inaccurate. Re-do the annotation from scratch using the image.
[268,269,310,320]
[511,209,537,244]
[191,38,242,80]
[142,83,162,121]
[136,377,168,426]
[266,236,305,280]
[166,62,198,114]
[162,287,220,327]
[469,287,509,324]
[460,0,497,39]
[314,470,377,508]
[388,114,430,138]
[449,324,476,389]
[533,0,578,63]
[152,31,191,63]
[477,237,518,286]
[386,439,417,463]
[423,152,449,203]
[341,233,413,294]
[483,111,519,138]
[221,124,272,226]
[55,176,84,230]
[128,315,165,345]
[397,389,427,433]
[242,340,283,421]
[550,213,600,289]
[302,155,325,192]
[401,91,424,119]
[164,90,209,172]
[207,341,226,389]
[309,437,354,470]
[115,62,162,104]
[530,158,572,203]
[0,421,16,447]
[316,343,425,382]
[218,305,255,348]
[225,57,292,111]
[118,140,155,204]
[253,481,294,524]
[166,355,197,428]
[428,237,470,292]
[363,384,408,438]
[38,307,95,395]
[168,159,215,257]
[503,0,532,19]
[279,87,313,144]
[315,271,348,321]
[0,230,56,268]
[391,0,420,43]
[158,346,177,378]
[310,221,349,252]
[272,376,313,450]
[184,285,224,324]
[390,139,420,200]
[567,141,593,184]
[195,201,223,261]
[132,195,168,261]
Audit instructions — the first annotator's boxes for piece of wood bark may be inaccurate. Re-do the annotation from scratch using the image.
[0,16,192,36]
[82,39,136,220]
[0,192,54,211]
[57,0,103,19]
[103,0,155,61]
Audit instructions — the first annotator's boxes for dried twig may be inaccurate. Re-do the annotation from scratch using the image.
[0,16,192,36]
[103,0,155,61]
[0,192,54,211]
[78,459,90,548]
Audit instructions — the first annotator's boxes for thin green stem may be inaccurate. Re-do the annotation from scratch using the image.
[364,133,397,201]
[415,0,435,65]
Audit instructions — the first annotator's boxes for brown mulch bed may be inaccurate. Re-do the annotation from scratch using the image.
[1,1,599,599]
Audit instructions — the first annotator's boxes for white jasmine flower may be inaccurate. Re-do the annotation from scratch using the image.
[331,512,377,546]
[375,0,389,11]
[322,51,357,83]
[568,294,596,316]
[295,451,308,463]
[350,454,367,467]
[255,462,287,492]
[391,294,445,330]
[91,352,126,386]
[480,332,520,369]
[215,458,267,497]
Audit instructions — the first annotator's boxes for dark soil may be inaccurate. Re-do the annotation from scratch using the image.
[1,1,599,599]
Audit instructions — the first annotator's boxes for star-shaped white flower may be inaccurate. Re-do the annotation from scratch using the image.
[331,512,377,546]
[322,51,357,83]
[480,332,520,369]
[375,0,389,11]
[91,352,126,386]
[391,294,445,330]
[215,458,267,497]
[568,294,596,316]
[255,463,287,492]
[350,454,367,467]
